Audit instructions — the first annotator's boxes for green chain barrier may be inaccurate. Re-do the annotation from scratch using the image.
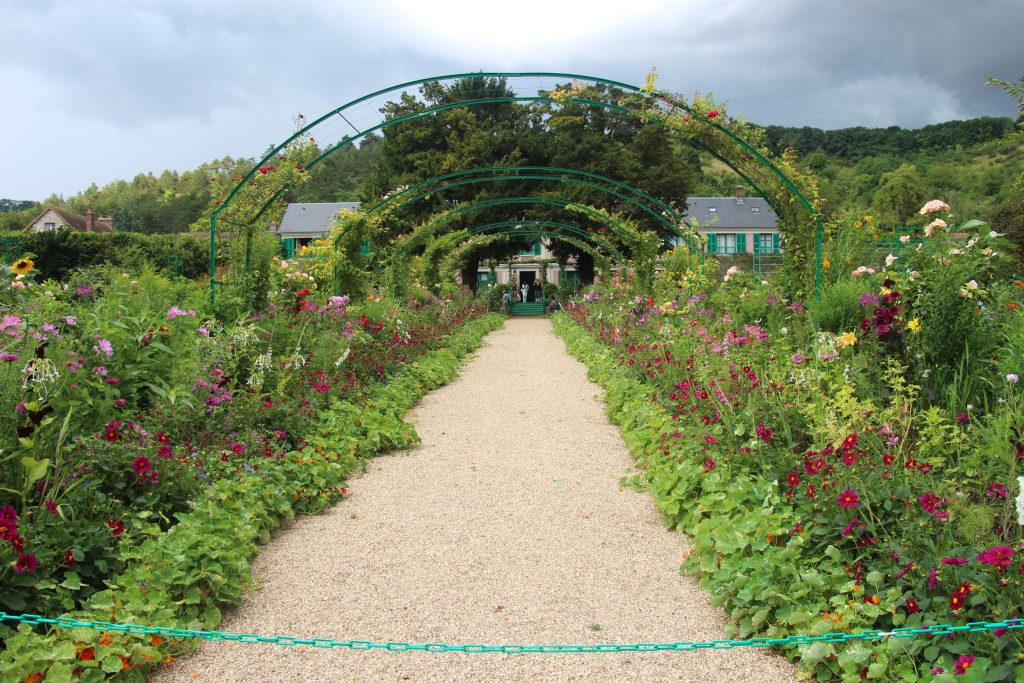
[1,611,1021,654]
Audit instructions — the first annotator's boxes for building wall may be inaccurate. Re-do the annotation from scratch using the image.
[27,209,70,233]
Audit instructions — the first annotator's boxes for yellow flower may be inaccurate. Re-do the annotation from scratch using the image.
[835,332,857,348]
[12,258,34,275]
[855,221,863,229]
[865,215,873,223]
[907,318,921,333]
[823,258,831,270]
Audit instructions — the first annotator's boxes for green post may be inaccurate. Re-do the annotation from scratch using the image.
[815,213,823,299]
[209,215,217,308]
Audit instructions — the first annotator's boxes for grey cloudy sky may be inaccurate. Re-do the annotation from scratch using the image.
[1,0,1021,201]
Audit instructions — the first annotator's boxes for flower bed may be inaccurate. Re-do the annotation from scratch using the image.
[552,207,1023,682]
[1,255,501,680]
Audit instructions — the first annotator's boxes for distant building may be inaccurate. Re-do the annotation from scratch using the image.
[680,186,781,255]
[277,202,361,257]
[26,208,113,233]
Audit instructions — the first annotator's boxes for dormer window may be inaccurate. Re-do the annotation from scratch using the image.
[751,207,759,213]
[708,207,717,213]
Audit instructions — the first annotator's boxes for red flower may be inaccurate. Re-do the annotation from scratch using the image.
[131,456,152,477]
[976,545,1015,572]
[156,432,170,444]
[953,654,975,675]
[104,420,120,442]
[65,549,75,567]
[703,458,716,471]
[77,646,95,661]
[13,552,38,573]
[295,288,311,299]
[45,499,58,514]
[786,471,800,488]
[840,518,857,535]
[904,597,920,614]
[949,581,970,611]
[107,519,125,536]
[837,489,860,508]
[756,422,773,443]
[708,109,719,118]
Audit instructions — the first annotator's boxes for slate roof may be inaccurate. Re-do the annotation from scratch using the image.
[682,196,778,230]
[277,202,361,236]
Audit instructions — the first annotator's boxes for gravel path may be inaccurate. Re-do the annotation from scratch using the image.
[151,318,797,682]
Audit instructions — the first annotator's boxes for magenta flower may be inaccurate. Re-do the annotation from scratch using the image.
[64,316,77,326]
[928,567,938,590]
[976,546,1015,572]
[13,553,38,573]
[941,557,968,565]
[0,352,18,362]
[755,422,773,443]
[131,456,152,477]
[840,519,857,536]
[837,489,860,508]
[987,482,1008,499]
[791,352,807,364]
[953,654,975,675]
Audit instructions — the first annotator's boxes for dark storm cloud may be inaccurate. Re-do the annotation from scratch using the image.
[0,0,1021,199]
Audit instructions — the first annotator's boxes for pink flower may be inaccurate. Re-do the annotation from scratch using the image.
[942,557,968,565]
[93,338,113,357]
[919,199,951,215]
[44,499,58,515]
[791,353,807,364]
[0,352,18,362]
[838,489,860,508]
[928,567,938,590]
[840,519,857,535]
[976,546,1014,572]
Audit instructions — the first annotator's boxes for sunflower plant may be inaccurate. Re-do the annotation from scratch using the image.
[1,254,38,303]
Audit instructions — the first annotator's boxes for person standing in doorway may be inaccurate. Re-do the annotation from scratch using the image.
[521,281,529,304]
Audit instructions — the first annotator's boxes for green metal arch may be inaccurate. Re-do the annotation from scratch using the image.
[212,72,821,302]
[363,166,684,237]
[466,220,629,262]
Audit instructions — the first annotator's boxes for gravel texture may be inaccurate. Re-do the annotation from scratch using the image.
[151,317,797,682]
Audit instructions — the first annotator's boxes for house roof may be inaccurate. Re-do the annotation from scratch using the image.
[683,196,778,230]
[27,207,112,232]
[277,202,361,236]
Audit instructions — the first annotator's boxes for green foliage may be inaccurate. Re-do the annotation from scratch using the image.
[812,278,870,334]
[0,229,208,281]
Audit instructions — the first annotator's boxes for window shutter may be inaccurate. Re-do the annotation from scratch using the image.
[533,240,541,255]
[283,238,294,258]
[753,233,761,253]
[706,233,717,254]
[772,233,780,252]
[736,233,747,253]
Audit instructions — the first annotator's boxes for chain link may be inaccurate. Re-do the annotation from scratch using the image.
[2,611,1021,654]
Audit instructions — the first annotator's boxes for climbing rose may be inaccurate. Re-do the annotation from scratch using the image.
[919,199,951,215]
[837,489,860,508]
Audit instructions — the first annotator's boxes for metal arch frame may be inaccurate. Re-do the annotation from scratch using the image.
[467,220,629,263]
[211,72,820,303]
[390,196,642,262]
[363,166,684,234]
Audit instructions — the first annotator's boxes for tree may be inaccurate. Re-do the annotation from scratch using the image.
[874,164,928,226]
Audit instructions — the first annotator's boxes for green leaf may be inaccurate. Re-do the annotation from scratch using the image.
[101,655,124,673]
[21,457,50,488]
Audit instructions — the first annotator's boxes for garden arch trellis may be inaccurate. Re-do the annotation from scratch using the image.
[210,72,821,304]
[384,197,654,294]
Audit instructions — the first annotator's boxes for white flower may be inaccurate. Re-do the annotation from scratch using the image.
[899,235,911,244]
[885,253,897,266]
[1007,373,1020,384]
[989,230,1004,238]
[780,327,789,335]
[966,280,979,290]
[1017,476,1024,526]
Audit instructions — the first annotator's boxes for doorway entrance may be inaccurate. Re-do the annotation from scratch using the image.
[519,271,536,302]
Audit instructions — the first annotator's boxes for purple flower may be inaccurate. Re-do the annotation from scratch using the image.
[64,316,77,326]
[13,553,38,573]
[788,302,805,313]
[941,557,968,565]
[791,352,807,364]
[92,366,107,376]
[75,284,93,297]
[93,338,113,357]
[928,567,938,590]
[859,293,880,307]
[988,482,1008,499]
[765,294,779,306]
[197,327,210,337]
[0,352,18,362]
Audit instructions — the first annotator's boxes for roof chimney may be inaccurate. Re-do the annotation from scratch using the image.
[85,208,94,232]
[735,185,745,203]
